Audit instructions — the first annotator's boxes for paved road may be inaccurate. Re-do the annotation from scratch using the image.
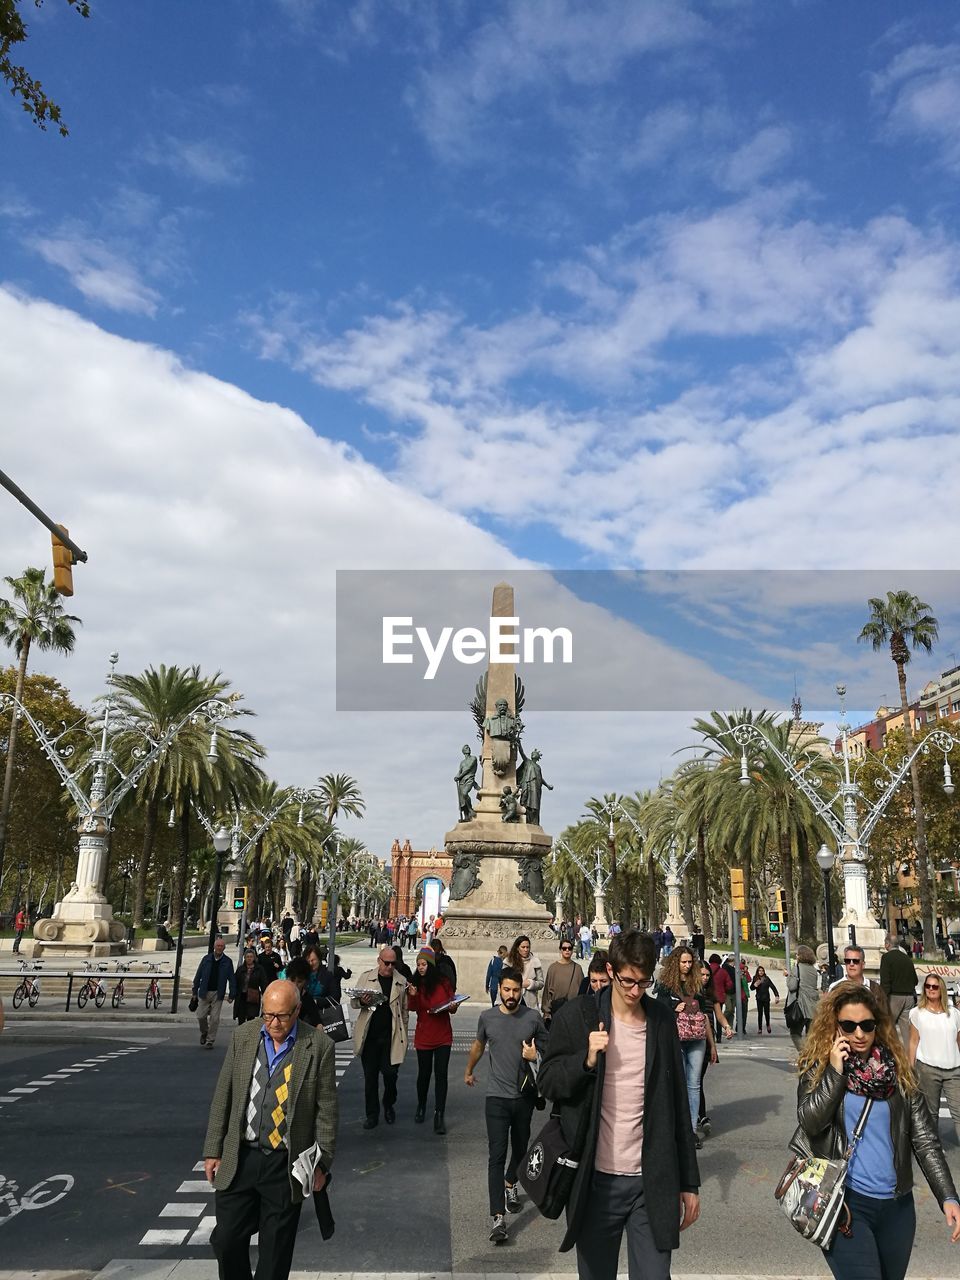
[1,988,958,1278]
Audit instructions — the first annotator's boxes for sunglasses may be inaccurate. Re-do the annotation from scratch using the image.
[923,983,940,991]
[838,1018,876,1034]
[560,945,573,951]
[843,958,863,965]
[380,959,395,966]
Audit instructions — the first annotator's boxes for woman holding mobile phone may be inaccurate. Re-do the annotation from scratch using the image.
[791,982,960,1279]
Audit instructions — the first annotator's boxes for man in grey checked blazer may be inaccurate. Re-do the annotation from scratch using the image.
[203,979,338,1280]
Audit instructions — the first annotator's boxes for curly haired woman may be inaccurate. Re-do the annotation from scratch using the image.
[655,944,717,1147]
[791,981,959,1279]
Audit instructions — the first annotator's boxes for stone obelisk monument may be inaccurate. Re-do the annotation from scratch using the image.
[441,582,554,997]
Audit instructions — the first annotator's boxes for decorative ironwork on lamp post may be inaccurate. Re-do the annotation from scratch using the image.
[0,652,235,955]
[611,801,695,934]
[553,838,613,937]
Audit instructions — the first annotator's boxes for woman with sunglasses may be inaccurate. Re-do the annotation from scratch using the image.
[909,973,960,1141]
[793,982,960,1279]
[541,937,583,1025]
[655,945,717,1148]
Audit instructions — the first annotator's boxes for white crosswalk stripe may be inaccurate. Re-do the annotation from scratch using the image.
[0,1044,148,1108]
[138,1039,356,1249]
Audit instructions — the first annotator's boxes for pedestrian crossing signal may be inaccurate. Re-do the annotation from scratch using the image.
[233,885,247,911]
[769,919,782,934]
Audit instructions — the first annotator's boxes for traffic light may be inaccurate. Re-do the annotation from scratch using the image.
[232,885,247,912]
[776,887,789,924]
[51,525,74,597]
[769,912,781,934]
[730,866,746,912]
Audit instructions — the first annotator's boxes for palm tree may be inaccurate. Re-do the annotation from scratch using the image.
[0,566,80,891]
[109,663,265,926]
[316,773,365,826]
[859,590,940,948]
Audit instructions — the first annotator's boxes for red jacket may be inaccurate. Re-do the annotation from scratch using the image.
[408,977,455,1049]
[14,910,27,932]
[710,961,732,1000]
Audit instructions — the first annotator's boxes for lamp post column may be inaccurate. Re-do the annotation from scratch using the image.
[208,828,231,954]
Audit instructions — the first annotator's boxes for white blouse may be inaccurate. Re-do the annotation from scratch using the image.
[909,1004,960,1069]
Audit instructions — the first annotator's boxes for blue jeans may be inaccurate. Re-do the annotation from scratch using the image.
[679,1038,705,1131]
[824,1188,915,1280]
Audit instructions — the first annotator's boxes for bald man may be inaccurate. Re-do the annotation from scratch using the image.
[203,979,338,1280]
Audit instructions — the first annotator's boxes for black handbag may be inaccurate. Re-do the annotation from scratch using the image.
[784,996,805,1032]
[318,998,350,1043]
[188,995,199,1013]
[518,1112,580,1218]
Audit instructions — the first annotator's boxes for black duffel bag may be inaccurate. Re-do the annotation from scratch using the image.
[517,1112,580,1219]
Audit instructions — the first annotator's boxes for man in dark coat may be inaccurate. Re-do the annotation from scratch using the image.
[538,930,700,1280]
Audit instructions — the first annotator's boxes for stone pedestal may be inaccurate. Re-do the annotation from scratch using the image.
[663,872,686,935]
[838,850,885,970]
[32,827,126,956]
[591,890,609,940]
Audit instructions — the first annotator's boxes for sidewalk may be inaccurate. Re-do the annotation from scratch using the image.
[0,1270,869,1280]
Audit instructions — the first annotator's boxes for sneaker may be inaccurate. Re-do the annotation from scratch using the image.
[698,1116,711,1136]
[505,1183,520,1213]
[489,1214,509,1243]
[694,1132,704,1149]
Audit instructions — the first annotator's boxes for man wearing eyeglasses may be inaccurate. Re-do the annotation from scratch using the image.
[539,930,700,1280]
[203,978,338,1280]
[827,945,889,1014]
[351,944,409,1128]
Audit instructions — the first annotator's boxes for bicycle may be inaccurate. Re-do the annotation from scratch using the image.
[76,962,107,1009]
[144,962,165,1009]
[111,961,131,1008]
[12,960,42,1009]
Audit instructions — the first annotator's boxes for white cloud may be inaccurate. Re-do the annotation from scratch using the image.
[872,41,960,169]
[26,232,161,315]
[250,196,960,571]
[144,136,247,185]
[408,0,711,161]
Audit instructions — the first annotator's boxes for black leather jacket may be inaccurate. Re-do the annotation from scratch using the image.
[791,1063,957,1207]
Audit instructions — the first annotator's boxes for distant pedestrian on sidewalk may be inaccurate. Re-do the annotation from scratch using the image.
[192,935,236,1049]
[12,905,27,954]
[203,979,338,1280]
[880,934,919,1051]
[352,945,409,1128]
[750,965,779,1034]
[485,945,508,1006]
[465,966,547,1245]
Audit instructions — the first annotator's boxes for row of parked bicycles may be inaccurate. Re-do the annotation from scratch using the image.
[10,959,171,1010]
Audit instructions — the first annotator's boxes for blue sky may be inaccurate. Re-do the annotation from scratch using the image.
[4,1,960,851]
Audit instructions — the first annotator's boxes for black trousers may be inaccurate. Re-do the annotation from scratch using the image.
[756,997,771,1030]
[361,1032,399,1119]
[416,1045,451,1113]
[485,1094,535,1215]
[211,1145,302,1280]
[576,1172,671,1280]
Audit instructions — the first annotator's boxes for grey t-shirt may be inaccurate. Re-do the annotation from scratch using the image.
[477,1004,548,1099]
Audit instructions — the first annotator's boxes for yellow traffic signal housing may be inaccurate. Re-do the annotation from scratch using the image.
[776,887,789,923]
[730,866,746,912]
[51,525,74,596]
[232,885,247,912]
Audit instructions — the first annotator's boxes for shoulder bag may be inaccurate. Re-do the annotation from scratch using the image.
[774,1097,873,1247]
[676,995,707,1041]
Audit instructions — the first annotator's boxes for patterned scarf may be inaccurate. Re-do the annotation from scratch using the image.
[844,1044,898,1100]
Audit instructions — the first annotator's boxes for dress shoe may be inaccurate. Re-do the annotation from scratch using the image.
[414,1106,426,1123]
[384,1105,396,1124]
[363,1116,378,1129]
[434,1110,446,1135]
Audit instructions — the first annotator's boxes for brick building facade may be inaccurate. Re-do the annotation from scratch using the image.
[389,838,452,918]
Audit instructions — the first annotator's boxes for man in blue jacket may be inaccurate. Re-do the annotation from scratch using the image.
[192,935,236,1050]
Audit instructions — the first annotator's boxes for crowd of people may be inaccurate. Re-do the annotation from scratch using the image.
[199,923,960,1280]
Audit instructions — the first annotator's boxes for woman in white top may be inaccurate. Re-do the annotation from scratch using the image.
[506,934,543,1007]
[909,973,960,1138]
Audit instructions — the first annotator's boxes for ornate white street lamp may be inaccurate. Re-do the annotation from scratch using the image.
[553,838,613,939]
[0,653,234,956]
[730,686,958,963]
[611,802,694,935]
